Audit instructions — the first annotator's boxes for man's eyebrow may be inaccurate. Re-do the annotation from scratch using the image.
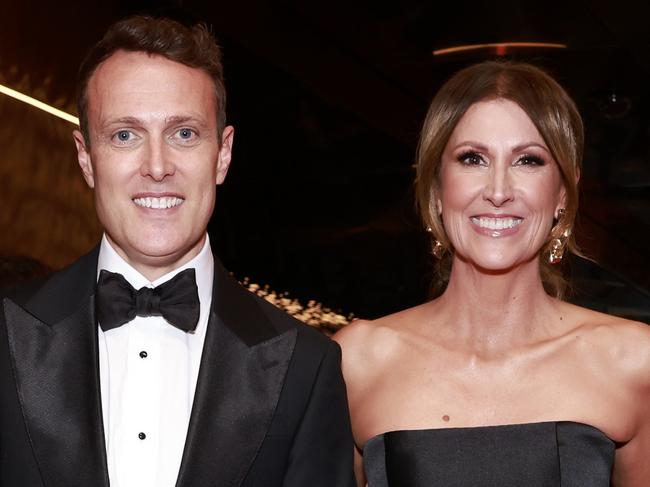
[165,115,208,126]
[103,116,144,127]
[102,115,208,125]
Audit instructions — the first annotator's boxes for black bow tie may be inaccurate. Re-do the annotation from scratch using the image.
[96,268,200,332]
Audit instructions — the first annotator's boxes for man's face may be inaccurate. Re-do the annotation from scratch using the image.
[74,50,233,279]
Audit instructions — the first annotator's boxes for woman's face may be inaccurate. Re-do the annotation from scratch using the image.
[437,98,566,272]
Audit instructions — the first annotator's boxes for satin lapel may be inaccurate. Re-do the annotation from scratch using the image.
[3,296,109,487]
[176,260,297,487]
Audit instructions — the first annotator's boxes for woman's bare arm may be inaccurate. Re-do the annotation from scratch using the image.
[611,321,650,486]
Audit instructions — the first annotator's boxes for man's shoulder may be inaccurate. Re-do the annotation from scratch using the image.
[214,259,334,354]
[247,289,333,351]
[2,276,49,307]
[2,246,99,321]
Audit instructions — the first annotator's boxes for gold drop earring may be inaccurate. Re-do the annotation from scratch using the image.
[426,226,445,259]
[548,209,570,264]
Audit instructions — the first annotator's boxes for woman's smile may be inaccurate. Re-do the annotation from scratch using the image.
[470,215,524,237]
[438,99,565,271]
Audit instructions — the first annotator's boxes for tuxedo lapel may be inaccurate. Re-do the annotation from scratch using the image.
[2,247,109,487]
[176,259,297,487]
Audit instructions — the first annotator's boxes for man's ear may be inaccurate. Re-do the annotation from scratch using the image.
[73,130,95,189]
[216,125,234,185]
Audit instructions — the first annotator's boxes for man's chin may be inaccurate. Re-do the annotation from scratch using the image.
[107,232,204,277]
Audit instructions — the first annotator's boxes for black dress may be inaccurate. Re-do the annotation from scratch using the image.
[363,421,614,486]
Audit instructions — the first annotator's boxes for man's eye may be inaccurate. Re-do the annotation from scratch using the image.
[174,128,197,140]
[170,128,199,145]
[112,130,136,144]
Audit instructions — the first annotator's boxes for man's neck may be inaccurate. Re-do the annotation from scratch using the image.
[104,233,208,282]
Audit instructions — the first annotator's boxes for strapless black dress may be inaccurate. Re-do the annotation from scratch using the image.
[363,421,614,486]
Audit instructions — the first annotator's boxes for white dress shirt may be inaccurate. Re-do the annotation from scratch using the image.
[97,234,214,487]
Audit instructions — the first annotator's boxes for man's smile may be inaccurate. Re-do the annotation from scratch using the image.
[132,196,185,209]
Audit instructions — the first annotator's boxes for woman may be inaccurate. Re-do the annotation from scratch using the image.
[335,61,650,486]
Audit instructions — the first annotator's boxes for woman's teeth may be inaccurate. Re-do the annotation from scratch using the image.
[471,217,522,230]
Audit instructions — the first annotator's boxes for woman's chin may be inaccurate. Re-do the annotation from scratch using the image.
[455,252,537,275]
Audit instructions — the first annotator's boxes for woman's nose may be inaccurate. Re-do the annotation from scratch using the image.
[482,165,514,207]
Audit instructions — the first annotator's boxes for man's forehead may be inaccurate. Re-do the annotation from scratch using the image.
[85,50,217,122]
[89,50,210,88]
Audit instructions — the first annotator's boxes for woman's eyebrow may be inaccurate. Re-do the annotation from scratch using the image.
[511,142,551,154]
[450,141,490,151]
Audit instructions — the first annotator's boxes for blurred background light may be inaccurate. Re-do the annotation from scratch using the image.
[0,84,79,125]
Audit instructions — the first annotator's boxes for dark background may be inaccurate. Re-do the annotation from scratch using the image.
[1,0,649,321]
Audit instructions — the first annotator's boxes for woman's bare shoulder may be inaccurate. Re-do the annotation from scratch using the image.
[333,302,433,373]
[563,302,650,385]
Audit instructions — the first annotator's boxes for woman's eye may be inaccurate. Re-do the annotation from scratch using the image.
[458,151,485,166]
[516,155,545,166]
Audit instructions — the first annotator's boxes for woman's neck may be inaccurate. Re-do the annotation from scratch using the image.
[435,256,563,353]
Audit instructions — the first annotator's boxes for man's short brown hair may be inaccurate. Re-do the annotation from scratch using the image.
[77,15,226,145]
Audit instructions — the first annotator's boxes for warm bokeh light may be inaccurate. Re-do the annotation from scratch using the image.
[433,42,567,56]
[0,83,79,125]
[241,278,352,334]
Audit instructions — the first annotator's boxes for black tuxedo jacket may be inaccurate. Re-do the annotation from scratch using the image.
[0,247,355,486]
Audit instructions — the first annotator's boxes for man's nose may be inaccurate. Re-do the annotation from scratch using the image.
[140,137,175,181]
[483,164,514,207]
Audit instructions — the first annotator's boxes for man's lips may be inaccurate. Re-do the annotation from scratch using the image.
[132,194,185,209]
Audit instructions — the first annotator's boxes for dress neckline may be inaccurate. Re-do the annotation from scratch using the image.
[362,420,614,452]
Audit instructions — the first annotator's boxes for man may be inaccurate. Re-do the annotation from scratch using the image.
[0,16,354,487]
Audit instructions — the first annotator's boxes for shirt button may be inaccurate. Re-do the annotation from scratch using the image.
[139,351,148,359]
[138,432,146,440]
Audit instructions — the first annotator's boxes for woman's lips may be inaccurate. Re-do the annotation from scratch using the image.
[470,215,523,236]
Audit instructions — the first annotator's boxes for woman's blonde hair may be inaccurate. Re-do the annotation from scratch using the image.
[415,61,583,298]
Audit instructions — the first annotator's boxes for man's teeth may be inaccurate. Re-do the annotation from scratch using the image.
[133,197,184,209]
[471,217,522,230]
